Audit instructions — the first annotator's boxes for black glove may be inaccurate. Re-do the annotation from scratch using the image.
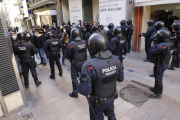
[142,33,145,36]
[139,34,142,37]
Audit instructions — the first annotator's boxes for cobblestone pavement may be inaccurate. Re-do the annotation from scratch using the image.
[1,52,180,120]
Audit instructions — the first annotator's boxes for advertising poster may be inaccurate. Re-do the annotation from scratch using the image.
[99,0,126,28]
[68,0,83,24]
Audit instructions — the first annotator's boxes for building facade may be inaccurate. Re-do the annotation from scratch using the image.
[134,0,180,52]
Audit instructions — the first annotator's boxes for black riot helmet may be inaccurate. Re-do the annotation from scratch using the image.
[48,32,55,39]
[114,27,122,36]
[154,21,165,30]
[108,23,114,29]
[127,19,132,25]
[88,33,109,55]
[71,28,81,41]
[120,20,126,26]
[92,25,98,31]
[171,21,180,31]
[154,29,171,42]
[17,32,26,42]
[147,19,154,26]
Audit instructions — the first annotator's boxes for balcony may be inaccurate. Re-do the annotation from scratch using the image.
[29,0,56,10]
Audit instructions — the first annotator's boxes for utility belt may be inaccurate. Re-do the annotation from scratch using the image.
[71,59,85,65]
[90,94,114,106]
[20,56,34,61]
[50,51,59,54]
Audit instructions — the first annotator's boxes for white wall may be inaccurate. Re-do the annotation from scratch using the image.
[92,0,99,23]
[62,0,70,23]
[141,6,151,51]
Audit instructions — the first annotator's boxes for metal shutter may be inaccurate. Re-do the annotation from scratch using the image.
[0,20,19,97]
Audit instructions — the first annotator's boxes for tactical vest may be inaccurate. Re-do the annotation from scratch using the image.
[15,42,33,60]
[120,25,128,37]
[71,40,87,61]
[88,55,119,98]
[157,41,174,64]
[127,25,134,36]
[112,35,126,54]
[49,39,60,53]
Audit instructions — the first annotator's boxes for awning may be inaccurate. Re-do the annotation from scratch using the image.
[135,0,180,6]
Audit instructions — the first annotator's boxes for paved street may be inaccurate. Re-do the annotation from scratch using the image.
[1,52,180,120]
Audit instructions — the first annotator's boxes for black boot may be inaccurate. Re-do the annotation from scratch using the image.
[50,74,55,79]
[175,65,179,68]
[59,71,63,77]
[149,87,155,92]
[143,58,149,62]
[69,82,78,98]
[149,86,162,99]
[33,75,42,87]
[39,62,43,65]
[149,74,154,77]
[25,84,29,89]
[168,65,174,70]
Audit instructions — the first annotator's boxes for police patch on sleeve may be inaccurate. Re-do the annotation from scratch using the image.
[100,65,117,84]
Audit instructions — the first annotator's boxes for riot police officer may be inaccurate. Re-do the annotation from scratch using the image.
[78,33,124,120]
[168,22,180,70]
[109,27,126,62]
[150,21,166,42]
[120,20,129,55]
[43,33,63,79]
[13,32,42,88]
[66,28,87,98]
[106,23,114,43]
[149,29,174,98]
[126,19,134,53]
[140,19,156,62]
[92,25,100,34]
[149,21,166,78]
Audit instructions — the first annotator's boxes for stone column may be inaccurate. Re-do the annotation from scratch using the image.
[56,0,63,25]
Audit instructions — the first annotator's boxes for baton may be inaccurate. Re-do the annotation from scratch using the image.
[86,96,98,120]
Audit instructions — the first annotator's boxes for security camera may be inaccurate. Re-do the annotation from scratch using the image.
[20,5,23,8]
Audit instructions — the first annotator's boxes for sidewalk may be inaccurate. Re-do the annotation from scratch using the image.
[1,52,180,120]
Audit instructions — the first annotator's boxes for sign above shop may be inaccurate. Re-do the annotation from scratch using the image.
[68,0,83,24]
[99,0,126,28]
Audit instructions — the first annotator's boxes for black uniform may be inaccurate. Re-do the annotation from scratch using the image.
[141,19,156,61]
[66,28,87,98]
[43,38,63,79]
[78,33,124,120]
[149,29,174,98]
[120,25,128,55]
[14,33,42,88]
[169,30,180,69]
[127,24,134,52]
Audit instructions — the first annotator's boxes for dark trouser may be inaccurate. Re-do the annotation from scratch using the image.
[21,59,37,86]
[71,61,85,89]
[90,96,116,120]
[170,47,179,67]
[145,40,152,60]
[153,64,168,89]
[62,50,66,63]
[49,53,62,76]
[127,36,132,51]
[124,37,128,54]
